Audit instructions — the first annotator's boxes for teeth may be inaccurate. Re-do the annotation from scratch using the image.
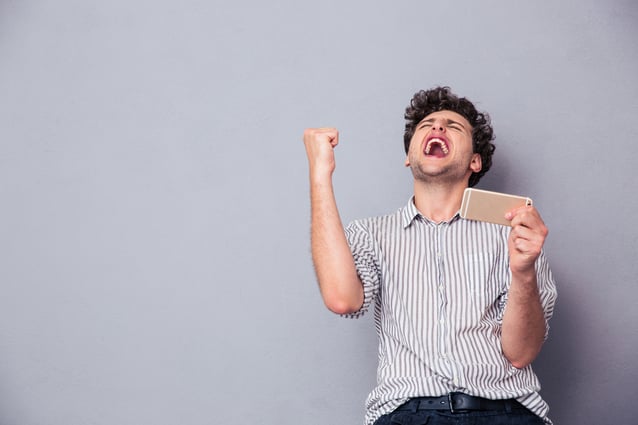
[425,138,449,155]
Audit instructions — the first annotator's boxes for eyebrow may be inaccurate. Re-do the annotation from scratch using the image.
[418,117,468,130]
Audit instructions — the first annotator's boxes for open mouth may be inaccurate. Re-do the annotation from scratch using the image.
[424,137,449,157]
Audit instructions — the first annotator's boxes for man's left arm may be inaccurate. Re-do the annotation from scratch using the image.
[501,205,550,369]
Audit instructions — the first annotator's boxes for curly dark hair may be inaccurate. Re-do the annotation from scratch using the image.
[403,86,495,187]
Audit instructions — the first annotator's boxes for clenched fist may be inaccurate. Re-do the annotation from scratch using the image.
[303,127,339,180]
[505,205,549,276]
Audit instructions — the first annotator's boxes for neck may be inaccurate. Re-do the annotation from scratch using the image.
[413,179,468,223]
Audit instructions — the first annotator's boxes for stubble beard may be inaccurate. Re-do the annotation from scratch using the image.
[409,160,470,186]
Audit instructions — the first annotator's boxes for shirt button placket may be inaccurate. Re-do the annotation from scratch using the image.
[435,223,449,374]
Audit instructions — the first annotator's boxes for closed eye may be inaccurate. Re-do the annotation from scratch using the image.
[417,118,467,132]
[446,119,467,132]
[418,119,433,130]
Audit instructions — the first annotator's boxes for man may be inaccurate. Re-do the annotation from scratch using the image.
[303,86,557,425]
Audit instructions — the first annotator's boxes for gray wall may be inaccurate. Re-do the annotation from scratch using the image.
[1,1,636,424]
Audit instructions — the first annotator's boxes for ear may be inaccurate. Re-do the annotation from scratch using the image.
[404,156,410,167]
[470,153,482,173]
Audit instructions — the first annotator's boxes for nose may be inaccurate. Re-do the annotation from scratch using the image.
[431,119,446,132]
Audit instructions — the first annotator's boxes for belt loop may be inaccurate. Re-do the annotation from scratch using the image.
[448,393,455,413]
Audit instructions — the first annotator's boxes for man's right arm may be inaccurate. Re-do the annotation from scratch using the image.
[303,128,364,314]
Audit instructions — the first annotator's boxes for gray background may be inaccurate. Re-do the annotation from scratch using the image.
[1,0,636,424]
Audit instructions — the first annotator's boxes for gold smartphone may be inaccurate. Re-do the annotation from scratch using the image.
[460,188,532,226]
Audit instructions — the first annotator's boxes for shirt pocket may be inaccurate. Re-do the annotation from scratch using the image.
[463,252,504,315]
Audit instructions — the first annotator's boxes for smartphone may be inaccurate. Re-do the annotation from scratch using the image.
[460,188,532,226]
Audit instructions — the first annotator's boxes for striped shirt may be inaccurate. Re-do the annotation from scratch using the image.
[344,198,557,425]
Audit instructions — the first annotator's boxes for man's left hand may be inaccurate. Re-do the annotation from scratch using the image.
[505,206,548,275]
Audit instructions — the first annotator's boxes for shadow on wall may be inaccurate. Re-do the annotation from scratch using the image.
[532,266,582,424]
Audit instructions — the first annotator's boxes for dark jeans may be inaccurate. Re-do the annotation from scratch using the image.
[373,408,545,425]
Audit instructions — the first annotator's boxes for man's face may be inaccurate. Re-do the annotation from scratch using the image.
[405,110,482,184]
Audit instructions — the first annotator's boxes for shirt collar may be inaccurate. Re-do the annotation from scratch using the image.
[401,197,421,228]
[401,196,462,228]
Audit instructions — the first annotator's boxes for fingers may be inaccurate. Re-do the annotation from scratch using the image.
[507,206,548,271]
[303,127,339,178]
[304,127,339,147]
[509,225,543,254]
[507,206,548,237]
[505,204,534,222]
